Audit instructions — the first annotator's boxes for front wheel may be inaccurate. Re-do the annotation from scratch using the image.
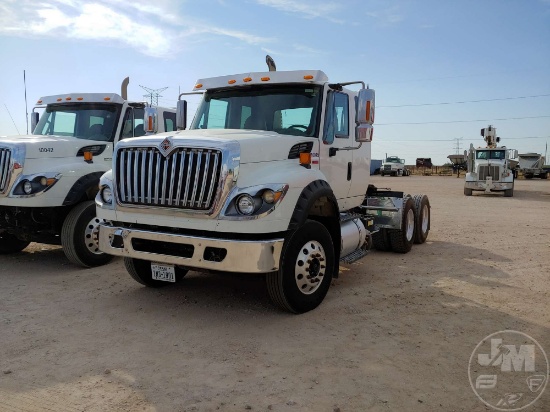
[0,231,30,254]
[266,219,335,313]
[124,257,188,288]
[464,187,473,196]
[61,201,113,268]
[388,197,416,253]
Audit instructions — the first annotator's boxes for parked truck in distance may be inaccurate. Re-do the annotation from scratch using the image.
[381,156,410,176]
[517,153,547,179]
[464,125,517,197]
[0,78,176,267]
[96,64,432,313]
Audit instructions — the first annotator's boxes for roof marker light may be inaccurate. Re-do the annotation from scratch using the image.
[304,75,314,80]
[66,97,72,101]
[228,79,236,84]
[261,77,270,82]
[104,97,111,101]
[243,77,252,82]
[77,97,83,101]
[37,100,42,104]
[56,98,62,101]
[195,83,203,89]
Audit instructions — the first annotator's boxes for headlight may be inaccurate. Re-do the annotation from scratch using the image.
[236,194,255,215]
[23,180,33,195]
[101,187,113,204]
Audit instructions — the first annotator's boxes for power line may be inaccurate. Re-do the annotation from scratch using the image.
[376,136,549,142]
[378,93,550,108]
[377,115,550,125]
[139,85,168,106]
[4,104,20,135]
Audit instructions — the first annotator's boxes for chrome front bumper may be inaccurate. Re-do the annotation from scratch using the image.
[465,178,513,192]
[98,224,284,273]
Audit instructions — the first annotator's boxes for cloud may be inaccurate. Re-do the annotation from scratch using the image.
[365,4,404,26]
[0,0,272,58]
[255,0,344,23]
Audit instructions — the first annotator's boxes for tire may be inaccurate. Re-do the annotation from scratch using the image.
[413,194,430,244]
[266,219,335,314]
[124,257,188,288]
[0,231,30,254]
[388,197,416,253]
[504,188,513,197]
[464,187,473,196]
[61,201,113,268]
[372,228,392,251]
[525,174,533,179]
[541,173,548,180]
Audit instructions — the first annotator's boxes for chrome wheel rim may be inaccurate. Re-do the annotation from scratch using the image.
[405,209,415,241]
[295,240,326,295]
[84,216,105,254]
[421,205,429,234]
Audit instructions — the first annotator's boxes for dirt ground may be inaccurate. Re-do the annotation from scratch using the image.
[1,175,549,412]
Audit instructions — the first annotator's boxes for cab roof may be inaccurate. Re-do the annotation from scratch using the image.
[193,70,329,91]
[36,93,127,105]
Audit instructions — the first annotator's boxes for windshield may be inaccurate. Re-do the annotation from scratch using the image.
[385,157,402,163]
[34,103,122,142]
[476,150,505,160]
[190,85,322,137]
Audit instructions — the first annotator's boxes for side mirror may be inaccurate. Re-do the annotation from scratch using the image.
[30,112,39,133]
[144,107,158,134]
[356,88,375,143]
[356,123,373,143]
[356,88,375,125]
[176,100,187,130]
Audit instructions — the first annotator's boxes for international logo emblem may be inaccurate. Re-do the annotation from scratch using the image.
[159,136,174,157]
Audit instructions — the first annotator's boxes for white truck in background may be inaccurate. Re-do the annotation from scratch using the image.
[380,155,410,176]
[96,62,432,313]
[0,78,176,267]
[464,125,517,197]
[517,153,547,179]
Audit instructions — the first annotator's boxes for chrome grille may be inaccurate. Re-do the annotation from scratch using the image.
[116,147,222,210]
[479,165,500,181]
[0,148,12,193]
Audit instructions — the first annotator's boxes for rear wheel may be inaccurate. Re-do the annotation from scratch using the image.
[124,257,188,288]
[388,197,416,253]
[266,219,334,313]
[413,194,430,244]
[0,231,30,254]
[372,228,392,251]
[541,173,548,180]
[504,188,514,197]
[464,187,473,196]
[61,201,113,268]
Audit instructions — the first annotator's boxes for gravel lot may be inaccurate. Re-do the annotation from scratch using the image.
[1,175,549,412]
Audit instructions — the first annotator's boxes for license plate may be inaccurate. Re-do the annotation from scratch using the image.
[151,263,176,282]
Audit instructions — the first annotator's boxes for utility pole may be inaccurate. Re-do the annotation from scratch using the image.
[139,85,168,106]
[453,137,463,155]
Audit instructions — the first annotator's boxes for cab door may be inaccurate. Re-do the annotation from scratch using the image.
[319,90,353,205]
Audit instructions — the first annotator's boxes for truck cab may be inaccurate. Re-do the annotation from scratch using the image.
[0,80,176,267]
[96,68,431,313]
[464,125,516,197]
[381,156,409,176]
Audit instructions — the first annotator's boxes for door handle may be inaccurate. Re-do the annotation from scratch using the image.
[347,162,352,181]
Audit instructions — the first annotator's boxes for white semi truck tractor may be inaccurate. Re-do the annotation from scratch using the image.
[0,78,176,267]
[96,65,431,313]
[464,125,517,197]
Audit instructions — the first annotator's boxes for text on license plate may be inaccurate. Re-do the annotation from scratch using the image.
[151,263,176,282]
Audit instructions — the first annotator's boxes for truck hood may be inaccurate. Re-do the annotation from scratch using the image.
[0,134,111,159]
[125,129,317,164]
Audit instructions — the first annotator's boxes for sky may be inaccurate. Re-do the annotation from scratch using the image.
[0,0,549,165]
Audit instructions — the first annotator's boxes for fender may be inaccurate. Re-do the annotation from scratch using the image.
[63,172,105,206]
[288,179,341,278]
